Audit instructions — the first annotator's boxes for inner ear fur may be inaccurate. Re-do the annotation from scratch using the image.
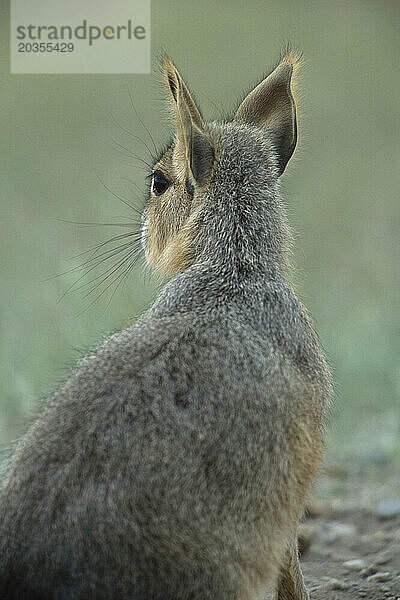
[161,55,213,184]
[234,53,300,175]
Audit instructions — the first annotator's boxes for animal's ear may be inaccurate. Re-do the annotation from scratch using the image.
[161,55,213,184]
[234,53,299,176]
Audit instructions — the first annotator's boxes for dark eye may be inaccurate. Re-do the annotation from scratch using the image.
[151,172,169,196]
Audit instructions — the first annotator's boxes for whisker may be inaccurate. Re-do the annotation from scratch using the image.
[57,239,142,301]
[122,177,146,197]
[112,139,152,168]
[105,251,139,309]
[58,255,124,302]
[115,214,142,222]
[82,256,130,299]
[70,231,140,260]
[47,236,139,284]
[77,238,141,271]
[55,218,140,229]
[77,247,141,315]
[127,85,158,156]
[111,113,154,158]
[64,244,141,297]
[50,130,149,310]
[114,161,149,173]
[96,175,142,215]
[67,259,130,296]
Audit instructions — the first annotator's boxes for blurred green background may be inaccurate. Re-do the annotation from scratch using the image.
[1,0,399,462]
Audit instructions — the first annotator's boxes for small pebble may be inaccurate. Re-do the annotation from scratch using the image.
[317,522,356,544]
[343,558,366,571]
[367,571,392,583]
[360,566,377,577]
[371,530,393,542]
[374,500,400,520]
[322,577,350,590]
[374,553,391,566]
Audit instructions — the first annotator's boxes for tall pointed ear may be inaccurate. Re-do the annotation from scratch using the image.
[234,54,299,176]
[161,55,214,184]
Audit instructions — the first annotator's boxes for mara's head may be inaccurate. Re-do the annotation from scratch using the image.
[142,52,300,276]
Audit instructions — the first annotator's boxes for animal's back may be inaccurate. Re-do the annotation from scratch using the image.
[0,274,329,599]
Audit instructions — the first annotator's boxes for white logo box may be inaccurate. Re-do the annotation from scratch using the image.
[11,0,150,74]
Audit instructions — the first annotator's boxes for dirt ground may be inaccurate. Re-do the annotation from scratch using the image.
[299,456,400,600]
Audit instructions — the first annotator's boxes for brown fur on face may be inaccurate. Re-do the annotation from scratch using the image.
[145,144,197,274]
[145,133,217,275]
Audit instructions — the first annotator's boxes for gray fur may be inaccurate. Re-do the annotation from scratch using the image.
[0,59,331,600]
